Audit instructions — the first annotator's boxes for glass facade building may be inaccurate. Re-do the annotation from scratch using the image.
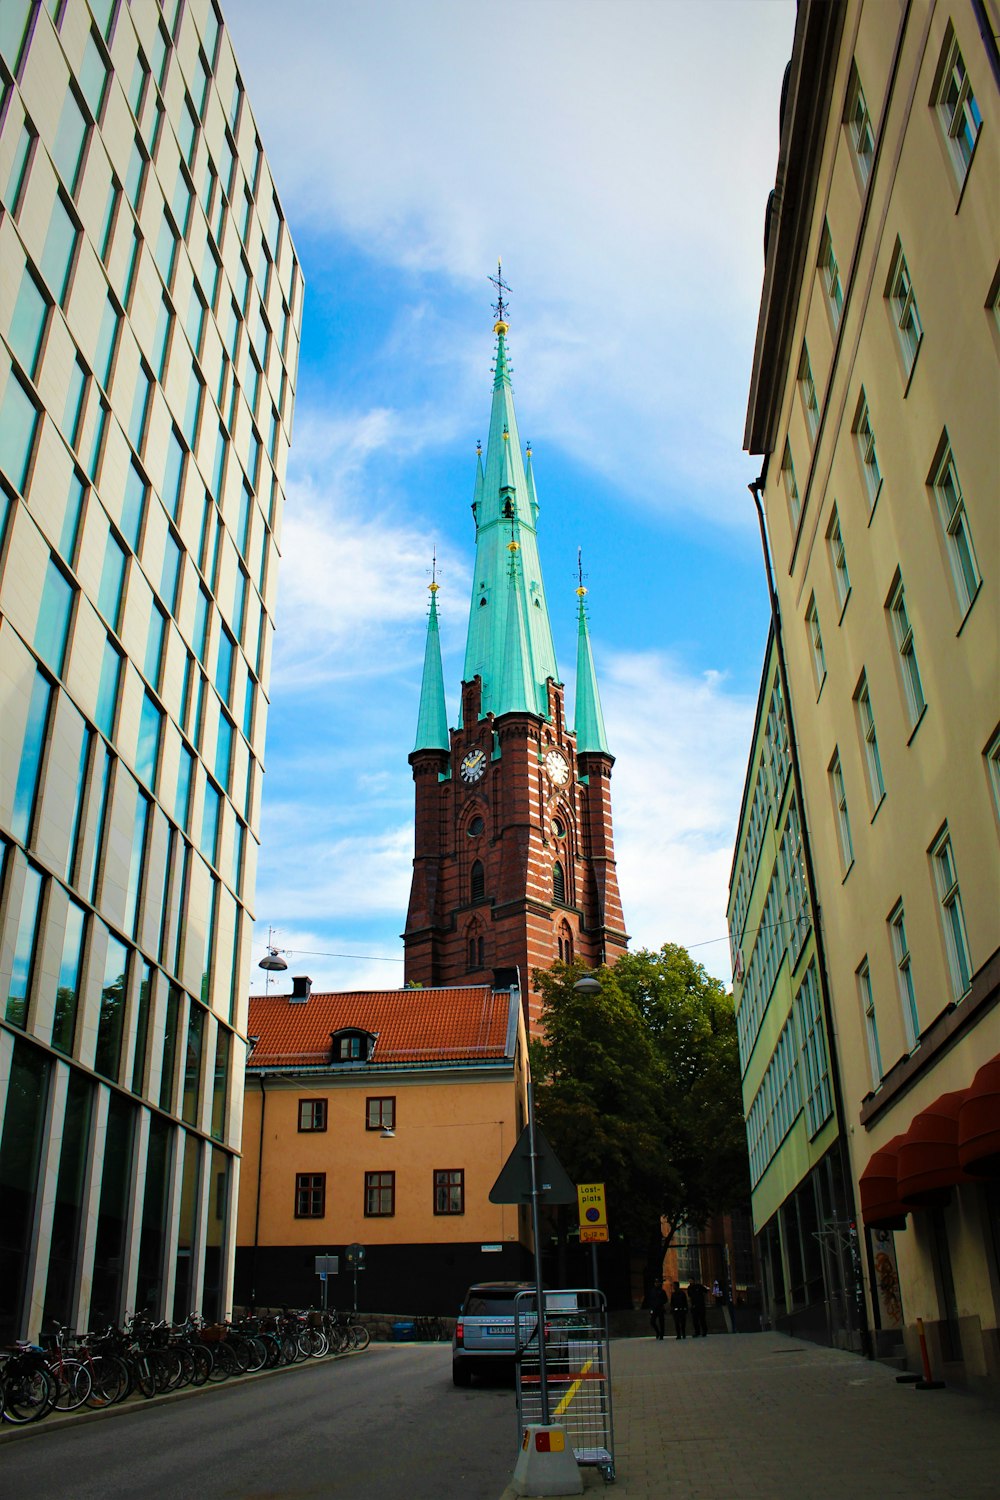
[0,0,300,1339]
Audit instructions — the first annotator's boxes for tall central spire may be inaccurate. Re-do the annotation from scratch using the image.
[462,275,559,719]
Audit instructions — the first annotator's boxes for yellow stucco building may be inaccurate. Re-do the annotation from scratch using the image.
[743,0,999,1391]
[235,981,531,1314]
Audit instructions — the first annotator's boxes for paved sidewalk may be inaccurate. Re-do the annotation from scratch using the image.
[502,1331,1000,1499]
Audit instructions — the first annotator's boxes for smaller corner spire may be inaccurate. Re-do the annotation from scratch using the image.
[413,555,450,754]
[574,552,610,756]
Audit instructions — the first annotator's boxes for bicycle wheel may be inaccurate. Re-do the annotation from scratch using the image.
[241,1335,268,1372]
[189,1344,213,1385]
[134,1355,157,1400]
[349,1323,371,1351]
[305,1329,328,1358]
[2,1363,56,1423]
[52,1359,92,1411]
[86,1355,129,1408]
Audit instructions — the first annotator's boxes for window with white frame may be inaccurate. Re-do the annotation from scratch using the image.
[852,389,882,511]
[827,506,850,613]
[857,958,882,1088]
[888,901,920,1051]
[930,437,981,614]
[818,220,843,325]
[986,727,1000,827]
[854,672,885,810]
[781,439,800,529]
[886,244,923,379]
[794,962,833,1136]
[886,573,925,728]
[805,595,826,695]
[797,344,819,443]
[934,30,983,183]
[829,749,854,872]
[929,828,972,998]
[845,63,874,185]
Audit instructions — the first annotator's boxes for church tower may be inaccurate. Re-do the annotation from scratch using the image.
[403,284,628,1031]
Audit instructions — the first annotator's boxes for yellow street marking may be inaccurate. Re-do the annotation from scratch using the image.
[553,1358,592,1417]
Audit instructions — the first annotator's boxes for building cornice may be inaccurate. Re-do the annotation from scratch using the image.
[744,0,847,456]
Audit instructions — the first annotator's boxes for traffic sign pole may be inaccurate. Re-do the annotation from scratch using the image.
[525,1065,551,1426]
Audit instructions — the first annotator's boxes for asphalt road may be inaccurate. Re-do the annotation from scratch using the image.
[0,1344,518,1499]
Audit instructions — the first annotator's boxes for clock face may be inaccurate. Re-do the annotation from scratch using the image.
[460,748,487,784]
[544,750,570,786]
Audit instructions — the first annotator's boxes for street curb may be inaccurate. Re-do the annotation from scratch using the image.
[0,1344,380,1447]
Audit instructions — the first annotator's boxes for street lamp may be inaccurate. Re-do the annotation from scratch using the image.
[573,973,602,997]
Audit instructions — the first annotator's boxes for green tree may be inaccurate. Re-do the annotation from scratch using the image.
[531,944,749,1254]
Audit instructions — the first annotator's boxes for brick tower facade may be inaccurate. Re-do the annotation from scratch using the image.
[403,308,628,1032]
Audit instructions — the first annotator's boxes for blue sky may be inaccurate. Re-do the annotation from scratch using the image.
[226,0,797,994]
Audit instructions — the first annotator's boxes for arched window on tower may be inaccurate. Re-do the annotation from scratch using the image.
[553,860,566,906]
[471,859,485,904]
[477,936,485,967]
[468,935,476,968]
[558,921,573,965]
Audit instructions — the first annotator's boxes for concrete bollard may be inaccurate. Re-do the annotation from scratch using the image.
[510,1424,583,1497]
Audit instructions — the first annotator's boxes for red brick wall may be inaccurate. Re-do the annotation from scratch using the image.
[404,677,628,1033]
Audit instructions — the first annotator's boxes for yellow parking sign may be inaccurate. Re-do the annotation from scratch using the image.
[577,1181,607,1231]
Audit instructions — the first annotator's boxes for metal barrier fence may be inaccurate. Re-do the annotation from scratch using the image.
[514,1288,615,1482]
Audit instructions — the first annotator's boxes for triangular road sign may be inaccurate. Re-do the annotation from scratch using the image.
[489,1123,577,1205]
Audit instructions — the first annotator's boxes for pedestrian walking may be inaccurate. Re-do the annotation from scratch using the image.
[648,1282,667,1340]
[669,1281,688,1339]
[688,1279,709,1337]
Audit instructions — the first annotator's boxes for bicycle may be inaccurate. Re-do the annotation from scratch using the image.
[1,1345,56,1423]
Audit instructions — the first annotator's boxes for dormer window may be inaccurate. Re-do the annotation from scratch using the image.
[330,1028,377,1063]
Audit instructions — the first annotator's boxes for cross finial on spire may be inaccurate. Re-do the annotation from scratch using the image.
[429,546,439,594]
[576,546,587,597]
[489,259,511,329]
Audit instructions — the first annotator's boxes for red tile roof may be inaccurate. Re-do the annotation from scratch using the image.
[246,986,517,1069]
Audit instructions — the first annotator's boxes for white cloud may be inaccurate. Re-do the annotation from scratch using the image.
[227,0,796,527]
[599,648,756,981]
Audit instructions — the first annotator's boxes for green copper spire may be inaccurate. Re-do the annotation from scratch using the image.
[462,282,559,720]
[413,572,450,753]
[574,578,610,755]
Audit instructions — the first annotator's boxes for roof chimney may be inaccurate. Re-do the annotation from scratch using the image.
[290,975,312,1003]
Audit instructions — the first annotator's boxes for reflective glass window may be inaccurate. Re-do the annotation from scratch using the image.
[95,294,119,390]
[95,636,122,738]
[80,743,111,902]
[162,426,185,520]
[201,780,221,864]
[136,691,162,790]
[97,529,127,628]
[161,529,183,613]
[11,673,52,843]
[6,864,44,1026]
[52,87,88,193]
[144,603,166,688]
[132,963,153,1095]
[59,471,86,562]
[152,293,172,380]
[193,587,210,662]
[94,930,128,1080]
[2,123,35,214]
[62,357,88,451]
[125,135,146,209]
[155,212,178,287]
[52,897,87,1053]
[41,194,78,305]
[176,744,194,831]
[0,368,39,492]
[65,722,92,885]
[35,557,74,675]
[182,1003,204,1124]
[9,268,49,379]
[79,30,109,119]
[215,627,234,701]
[215,711,232,788]
[211,1025,230,1141]
[160,985,181,1109]
[124,790,150,939]
[128,363,151,453]
[121,460,147,550]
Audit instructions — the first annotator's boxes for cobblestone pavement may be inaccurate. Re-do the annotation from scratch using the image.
[503,1330,1000,1499]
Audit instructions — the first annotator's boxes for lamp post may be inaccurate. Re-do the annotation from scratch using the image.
[572,971,603,1292]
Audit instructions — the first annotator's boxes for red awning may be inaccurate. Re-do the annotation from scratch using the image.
[859,1134,908,1229]
[896,1090,970,1206]
[958,1053,1000,1178]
